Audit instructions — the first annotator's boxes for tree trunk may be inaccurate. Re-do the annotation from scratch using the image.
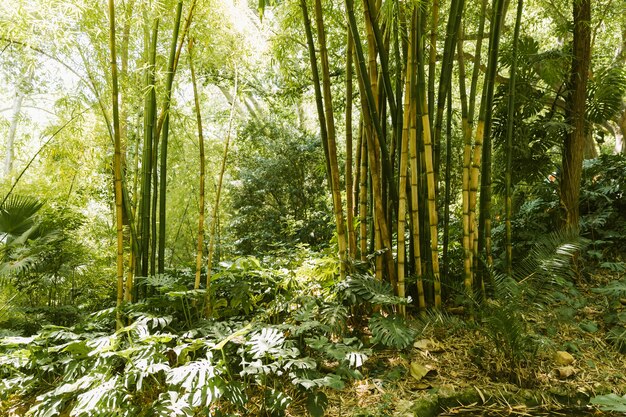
[409,8,425,310]
[397,28,412,314]
[433,0,464,189]
[359,125,369,261]
[138,18,159,278]
[415,5,441,308]
[457,27,474,297]
[347,0,396,286]
[477,0,506,290]
[561,0,591,226]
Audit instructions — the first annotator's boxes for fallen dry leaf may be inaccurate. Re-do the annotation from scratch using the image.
[556,365,577,379]
[413,339,444,352]
[554,350,575,366]
[410,361,436,381]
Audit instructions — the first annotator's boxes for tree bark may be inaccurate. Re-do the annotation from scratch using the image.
[561,0,591,227]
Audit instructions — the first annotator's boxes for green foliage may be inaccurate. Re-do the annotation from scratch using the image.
[211,256,290,319]
[592,276,626,352]
[230,118,333,255]
[493,154,626,274]
[368,314,416,350]
[590,393,626,412]
[0,195,44,239]
[479,229,588,385]
[579,154,626,262]
[0,252,414,416]
[586,66,626,125]
[337,274,409,307]
[0,198,107,334]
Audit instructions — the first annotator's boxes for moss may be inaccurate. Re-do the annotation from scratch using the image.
[405,385,596,416]
[409,395,440,417]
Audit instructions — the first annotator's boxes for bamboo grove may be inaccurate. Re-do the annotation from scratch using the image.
[298,0,592,312]
[102,0,595,322]
[105,0,212,326]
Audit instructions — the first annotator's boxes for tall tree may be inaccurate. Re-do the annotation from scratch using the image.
[346,32,357,258]
[137,17,158,278]
[561,0,591,226]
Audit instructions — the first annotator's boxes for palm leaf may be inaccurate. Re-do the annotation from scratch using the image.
[0,195,43,238]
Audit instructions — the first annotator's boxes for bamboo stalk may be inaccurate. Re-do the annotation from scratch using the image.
[397,42,412,315]
[107,0,125,329]
[415,6,441,308]
[157,0,184,274]
[313,0,348,278]
[189,38,205,293]
[346,0,397,287]
[457,27,474,297]
[408,9,425,311]
[505,0,524,276]
[346,32,357,259]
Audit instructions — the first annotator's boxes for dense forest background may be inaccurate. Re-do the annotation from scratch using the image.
[1,0,626,415]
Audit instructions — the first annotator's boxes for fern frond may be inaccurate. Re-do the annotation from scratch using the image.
[341,274,408,306]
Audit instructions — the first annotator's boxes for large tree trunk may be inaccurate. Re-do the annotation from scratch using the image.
[561,0,591,227]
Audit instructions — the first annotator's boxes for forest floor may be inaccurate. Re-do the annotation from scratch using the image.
[294,275,626,416]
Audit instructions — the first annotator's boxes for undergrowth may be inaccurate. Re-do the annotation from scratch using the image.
[0,255,415,417]
[1,223,621,415]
